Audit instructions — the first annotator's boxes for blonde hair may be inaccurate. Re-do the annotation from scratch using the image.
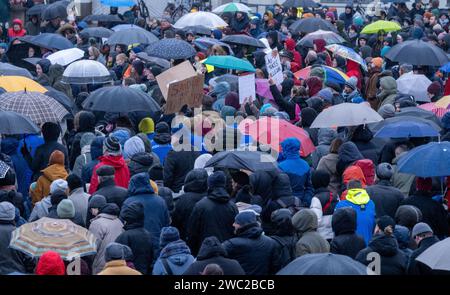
[89,46,100,59]
[211,44,227,56]
[116,53,128,63]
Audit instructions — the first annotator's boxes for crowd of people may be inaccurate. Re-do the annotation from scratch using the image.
[0,0,449,276]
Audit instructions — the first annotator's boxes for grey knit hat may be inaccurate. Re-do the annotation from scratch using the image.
[57,199,75,219]
[0,201,15,221]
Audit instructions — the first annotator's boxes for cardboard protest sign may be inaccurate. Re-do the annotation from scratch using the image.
[156,60,195,99]
[238,74,256,104]
[264,51,283,85]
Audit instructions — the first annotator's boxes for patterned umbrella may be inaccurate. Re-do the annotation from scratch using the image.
[325,44,368,71]
[298,30,346,48]
[418,102,450,118]
[106,28,158,46]
[294,66,349,85]
[0,76,47,93]
[0,91,68,124]
[9,217,97,260]
[0,62,33,78]
[145,38,197,60]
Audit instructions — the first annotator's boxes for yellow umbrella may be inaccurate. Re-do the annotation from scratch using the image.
[435,95,450,109]
[0,76,47,93]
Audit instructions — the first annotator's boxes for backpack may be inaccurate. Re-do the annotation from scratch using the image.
[276,197,303,216]
[353,159,375,185]
[271,235,297,268]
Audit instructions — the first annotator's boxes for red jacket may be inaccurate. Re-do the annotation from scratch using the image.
[346,60,363,90]
[285,38,303,69]
[7,19,26,39]
[89,155,130,194]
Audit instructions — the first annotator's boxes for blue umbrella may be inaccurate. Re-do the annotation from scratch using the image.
[439,62,450,73]
[101,0,135,7]
[397,141,450,177]
[374,120,440,138]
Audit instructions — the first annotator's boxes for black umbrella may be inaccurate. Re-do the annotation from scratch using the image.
[0,62,33,78]
[182,25,212,36]
[0,110,40,135]
[221,35,266,48]
[6,37,41,68]
[282,0,320,8]
[26,33,74,51]
[205,150,279,172]
[289,18,336,34]
[41,1,68,20]
[106,28,158,46]
[81,27,114,39]
[277,253,368,275]
[145,39,197,60]
[385,39,449,66]
[136,52,171,69]
[26,3,47,16]
[82,86,160,113]
[83,14,123,23]
[45,87,76,116]
[396,107,442,127]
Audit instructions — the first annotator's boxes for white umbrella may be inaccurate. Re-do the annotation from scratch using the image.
[416,238,450,271]
[62,60,112,85]
[397,72,432,102]
[47,48,85,66]
[311,102,384,128]
[174,12,228,29]
[212,3,252,14]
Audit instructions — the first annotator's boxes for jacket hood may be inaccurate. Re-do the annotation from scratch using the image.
[318,128,337,145]
[75,111,96,133]
[42,164,68,181]
[281,137,301,159]
[184,169,208,193]
[301,107,319,127]
[90,136,104,160]
[208,187,230,203]
[128,172,155,196]
[0,137,19,155]
[379,76,397,92]
[271,173,293,199]
[100,203,120,216]
[48,64,65,85]
[35,251,65,275]
[130,152,153,168]
[368,233,399,257]
[153,132,171,145]
[160,240,192,263]
[313,39,326,52]
[212,82,231,101]
[332,207,357,235]
[292,209,318,234]
[350,125,373,143]
[343,166,366,186]
[124,136,145,160]
[285,38,296,51]
[393,225,410,249]
[120,201,144,228]
[338,141,363,163]
[236,223,264,239]
[345,188,370,205]
[99,155,127,169]
[197,236,227,260]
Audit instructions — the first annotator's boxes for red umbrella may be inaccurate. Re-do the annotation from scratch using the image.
[418,102,449,118]
[239,117,315,157]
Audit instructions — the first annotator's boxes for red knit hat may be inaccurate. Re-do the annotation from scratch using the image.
[35,251,65,275]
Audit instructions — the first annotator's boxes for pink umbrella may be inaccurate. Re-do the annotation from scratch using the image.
[418,102,450,118]
[255,78,275,101]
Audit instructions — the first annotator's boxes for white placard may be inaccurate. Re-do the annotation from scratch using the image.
[264,51,283,85]
[238,74,256,104]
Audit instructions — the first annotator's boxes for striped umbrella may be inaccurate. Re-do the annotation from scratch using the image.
[418,102,450,118]
[294,66,349,85]
[325,44,368,71]
[436,95,450,109]
[0,91,68,124]
[10,218,97,260]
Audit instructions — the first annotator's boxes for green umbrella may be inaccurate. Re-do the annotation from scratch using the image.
[212,3,252,14]
[360,20,401,34]
[204,55,256,72]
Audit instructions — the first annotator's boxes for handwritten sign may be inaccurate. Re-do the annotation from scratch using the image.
[238,74,256,104]
[264,52,283,85]
[164,74,204,114]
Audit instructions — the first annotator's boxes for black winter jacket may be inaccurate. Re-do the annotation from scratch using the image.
[365,180,405,219]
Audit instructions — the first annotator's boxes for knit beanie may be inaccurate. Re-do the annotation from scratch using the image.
[57,199,76,219]
[371,57,383,69]
[160,226,180,249]
[138,117,155,134]
[376,163,394,180]
[0,201,15,221]
[378,104,396,119]
[234,210,257,226]
[103,135,121,154]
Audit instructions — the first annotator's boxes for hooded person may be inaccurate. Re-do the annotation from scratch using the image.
[223,211,279,275]
[187,171,238,256]
[211,82,231,112]
[278,138,314,206]
[311,128,337,168]
[336,141,364,177]
[231,11,250,33]
[35,251,65,275]
[313,39,332,66]
[98,243,142,275]
[151,122,172,165]
[339,4,354,29]
[48,64,72,99]
[292,209,330,257]
[330,207,366,259]
[35,59,51,86]
[269,209,298,269]
[30,151,68,205]
[284,38,303,67]
[81,136,104,185]
[72,132,96,178]
[138,118,155,141]
[69,111,96,169]
[172,169,209,240]
[348,124,378,166]
[305,76,322,97]
[115,202,153,274]
[88,135,130,194]
[152,226,194,275]
[377,76,398,109]
[249,17,263,38]
[7,19,26,40]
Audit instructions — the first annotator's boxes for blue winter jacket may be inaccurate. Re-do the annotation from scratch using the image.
[278,138,314,206]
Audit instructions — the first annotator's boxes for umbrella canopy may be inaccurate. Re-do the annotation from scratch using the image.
[111,24,147,32]
[101,0,135,6]
[371,115,441,133]
[27,33,74,51]
[417,102,449,118]
[396,107,442,127]
[193,37,234,55]
[294,66,349,85]
[80,27,114,38]
[212,3,253,14]
[289,18,336,34]
[205,150,278,172]
[145,38,197,60]
[22,57,42,67]
[0,110,40,135]
[416,238,450,271]
[0,62,33,78]
[239,117,316,157]
[46,48,85,66]
[360,20,401,34]
[282,0,320,8]
[62,60,112,85]
[221,35,266,48]
[385,39,449,66]
[325,44,368,71]
[173,12,228,29]
[210,74,239,92]
[136,52,171,69]
[298,30,346,48]
[45,86,76,115]
[26,3,47,16]
[436,95,450,109]
[82,86,160,113]
[83,14,123,23]
[277,253,368,275]
[311,103,384,128]
[204,55,255,72]
[0,91,68,124]
[41,1,68,20]
[396,72,432,102]
[107,28,158,46]
[182,25,212,36]
[9,217,97,260]
[439,61,450,73]
[374,120,440,138]
[397,141,450,177]
[0,76,47,93]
